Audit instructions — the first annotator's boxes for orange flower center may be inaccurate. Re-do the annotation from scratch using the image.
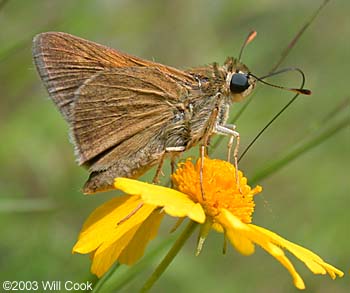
[172,158,262,224]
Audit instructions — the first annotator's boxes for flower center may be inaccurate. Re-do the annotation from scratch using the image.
[172,158,262,223]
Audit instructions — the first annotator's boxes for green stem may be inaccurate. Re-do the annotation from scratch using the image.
[93,263,120,293]
[270,0,331,72]
[140,220,198,292]
[250,116,350,185]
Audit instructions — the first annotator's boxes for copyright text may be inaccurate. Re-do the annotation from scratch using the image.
[2,280,93,291]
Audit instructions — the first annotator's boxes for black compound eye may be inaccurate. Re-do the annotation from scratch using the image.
[230,73,250,93]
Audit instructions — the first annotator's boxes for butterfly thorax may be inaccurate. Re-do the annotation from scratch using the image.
[179,57,254,148]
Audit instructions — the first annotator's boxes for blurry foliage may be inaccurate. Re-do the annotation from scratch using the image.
[0,0,349,292]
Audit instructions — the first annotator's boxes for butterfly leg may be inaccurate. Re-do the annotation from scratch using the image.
[198,107,220,201]
[117,202,144,225]
[153,151,166,184]
[218,123,238,163]
[214,124,241,191]
[170,156,178,188]
[199,145,207,200]
[152,146,186,184]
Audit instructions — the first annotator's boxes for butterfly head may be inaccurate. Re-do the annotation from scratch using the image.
[223,57,256,102]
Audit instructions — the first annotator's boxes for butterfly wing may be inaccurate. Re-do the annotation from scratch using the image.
[73,66,188,165]
[70,66,191,193]
[32,32,194,121]
[33,32,198,193]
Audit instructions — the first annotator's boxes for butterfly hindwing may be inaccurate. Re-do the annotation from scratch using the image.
[72,66,188,166]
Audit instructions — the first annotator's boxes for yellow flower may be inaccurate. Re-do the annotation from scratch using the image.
[73,158,343,289]
[72,183,204,277]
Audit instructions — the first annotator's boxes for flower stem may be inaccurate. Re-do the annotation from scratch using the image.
[93,263,120,293]
[140,220,198,292]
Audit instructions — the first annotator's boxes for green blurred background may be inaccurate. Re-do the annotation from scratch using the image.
[1,0,349,292]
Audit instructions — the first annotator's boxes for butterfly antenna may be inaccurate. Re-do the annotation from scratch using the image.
[238,30,257,62]
[239,67,311,162]
[250,67,311,95]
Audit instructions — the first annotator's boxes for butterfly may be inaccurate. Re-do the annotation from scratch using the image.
[33,32,260,193]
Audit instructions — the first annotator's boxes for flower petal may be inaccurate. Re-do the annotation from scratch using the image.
[91,224,140,277]
[91,211,165,277]
[250,225,344,279]
[73,195,156,254]
[263,242,306,290]
[114,178,205,223]
[119,210,164,265]
[218,209,305,289]
[216,210,255,255]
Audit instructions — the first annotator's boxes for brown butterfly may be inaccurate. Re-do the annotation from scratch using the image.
[32,32,281,194]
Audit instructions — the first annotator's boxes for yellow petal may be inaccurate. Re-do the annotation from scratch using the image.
[91,223,140,277]
[218,209,343,289]
[250,225,344,279]
[219,209,305,289]
[91,209,165,277]
[263,242,306,290]
[73,195,156,254]
[119,210,165,265]
[114,178,205,223]
[216,211,255,255]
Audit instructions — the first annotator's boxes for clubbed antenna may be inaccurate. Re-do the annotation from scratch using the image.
[250,67,312,95]
[239,67,311,162]
[238,30,257,62]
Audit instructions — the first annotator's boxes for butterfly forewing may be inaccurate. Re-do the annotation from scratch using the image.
[33,32,201,193]
[73,67,187,165]
[33,32,194,121]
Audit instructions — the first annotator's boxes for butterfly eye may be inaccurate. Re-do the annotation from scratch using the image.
[230,73,250,93]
